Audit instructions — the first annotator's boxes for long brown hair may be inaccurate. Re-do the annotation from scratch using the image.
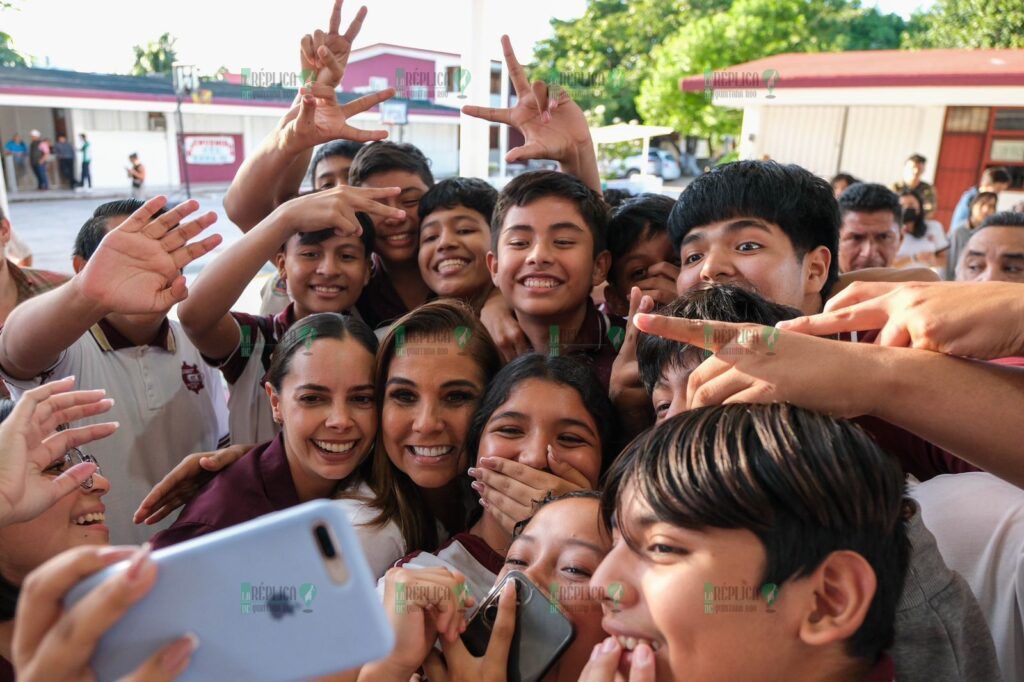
[364,299,501,552]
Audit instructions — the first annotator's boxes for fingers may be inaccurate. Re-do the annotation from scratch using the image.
[687,366,757,410]
[342,87,397,117]
[821,280,897,313]
[13,545,136,667]
[580,637,626,682]
[342,5,367,45]
[878,322,911,348]
[644,260,681,281]
[506,141,548,164]
[122,633,198,682]
[140,199,201,240]
[501,34,530,98]
[33,545,157,674]
[471,480,533,532]
[460,105,513,126]
[547,445,591,489]
[10,376,78,423]
[201,443,251,471]
[484,580,517,662]
[421,650,449,682]
[133,455,205,524]
[300,34,315,71]
[633,314,726,350]
[114,196,170,235]
[160,211,218,252]
[776,301,885,337]
[531,81,550,122]
[328,0,343,34]
[317,45,344,86]
[170,233,223,271]
[44,397,114,433]
[295,93,317,133]
[41,421,118,456]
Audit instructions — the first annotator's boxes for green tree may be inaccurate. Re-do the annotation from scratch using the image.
[903,0,1024,48]
[0,31,26,67]
[531,0,712,125]
[131,32,177,76]
[637,0,907,142]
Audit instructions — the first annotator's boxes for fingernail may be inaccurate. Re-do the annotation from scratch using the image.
[467,467,480,477]
[601,636,618,653]
[470,481,483,492]
[125,543,152,583]
[479,498,488,507]
[634,643,653,667]
[590,643,602,661]
[479,456,495,466]
[162,632,199,674]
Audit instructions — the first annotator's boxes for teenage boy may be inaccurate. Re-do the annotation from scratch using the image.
[0,197,227,544]
[177,184,401,446]
[837,183,903,272]
[951,166,1011,228]
[487,170,623,390]
[259,139,365,316]
[587,403,912,681]
[417,177,498,308]
[956,211,1024,283]
[892,153,936,217]
[603,193,679,317]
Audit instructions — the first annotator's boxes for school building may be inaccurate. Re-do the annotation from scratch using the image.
[682,49,1024,228]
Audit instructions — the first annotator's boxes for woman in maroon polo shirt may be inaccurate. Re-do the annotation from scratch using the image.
[150,313,404,576]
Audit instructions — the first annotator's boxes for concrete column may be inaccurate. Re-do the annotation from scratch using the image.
[458,0,490,180]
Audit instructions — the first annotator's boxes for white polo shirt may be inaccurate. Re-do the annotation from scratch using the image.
[1,318,229,544]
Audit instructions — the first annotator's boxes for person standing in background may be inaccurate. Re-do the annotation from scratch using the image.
[27,131,48,191]
[77,133,92,188]
[53,135,75,189]
[127,152,145,199]
[892,153,937,218]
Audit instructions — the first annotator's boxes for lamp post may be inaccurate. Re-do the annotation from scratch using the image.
[172,63,196,199]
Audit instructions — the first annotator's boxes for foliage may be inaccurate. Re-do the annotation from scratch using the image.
[903,0,1024,48]
[131,32,178,76]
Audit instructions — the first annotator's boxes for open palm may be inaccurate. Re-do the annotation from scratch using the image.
[75,197,221,314]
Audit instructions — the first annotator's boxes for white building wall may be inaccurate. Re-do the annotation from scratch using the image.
[757,106,846,177]
[838,106,945,184]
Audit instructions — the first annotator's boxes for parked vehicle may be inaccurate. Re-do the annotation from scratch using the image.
[608,150,682,180]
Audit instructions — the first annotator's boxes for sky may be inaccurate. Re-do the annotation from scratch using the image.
[3,0,932,77]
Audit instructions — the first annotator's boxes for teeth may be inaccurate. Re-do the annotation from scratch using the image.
[436,258,469,274]
[411,445,453,458]
[616,636,659,652]
[523,277,560,289]
[73,512,105,525]
[312,285,342,293]
[386,233,413,244]
[313,440,356,454]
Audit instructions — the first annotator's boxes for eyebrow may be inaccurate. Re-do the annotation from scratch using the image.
[294,383,331,392]
[503,222,585,235]
[513,533,606,555]
[680,219,772,248]
[349,384,376,393]
[1003,253,1024,261]
[399,187,424,196]
[387,377,480,390]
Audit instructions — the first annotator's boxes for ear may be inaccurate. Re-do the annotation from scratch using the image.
[486,250,500,286]
[274,250,288,279]
[591,250,612,288]
[0,218,10,246]
[265,382,283,424]
[797,550,876,649]
[72,255,88,274]
[802,245,831,297]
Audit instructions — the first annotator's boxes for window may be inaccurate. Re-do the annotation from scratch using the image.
[369,76,388,91]
[990,139,1024,163]
[148,112,167,131]
[446,66,460,94]
[945,107,989,133]
[994,109,1024,131]
[408,85,429,101]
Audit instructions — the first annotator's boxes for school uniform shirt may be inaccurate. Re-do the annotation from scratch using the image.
[380,532,505,614]
[150,434,405,579]
[0,319,229,544]
[0,264,68,399]
[355,254,437,330]
[258,273,290,317]
[913,473,1024,682]
[897,220,948,264]
[551,298,626,393]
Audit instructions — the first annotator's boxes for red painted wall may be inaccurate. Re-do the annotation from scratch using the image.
[345,54,440,100]
[179,133,245,183]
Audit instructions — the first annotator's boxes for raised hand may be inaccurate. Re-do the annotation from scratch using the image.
[273,183,406,237]
[280,77,394,153]
[609,287,656,436]
[462,35,593,169]
[73,196,220,315]
[0,377,116,526]
[300,0,366,89]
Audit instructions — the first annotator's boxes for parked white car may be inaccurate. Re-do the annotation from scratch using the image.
[611,150,682,180]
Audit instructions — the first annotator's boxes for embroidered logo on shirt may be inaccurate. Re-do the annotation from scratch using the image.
[181,362,205,394]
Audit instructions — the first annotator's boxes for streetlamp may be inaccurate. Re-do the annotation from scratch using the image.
[172,63,196,199]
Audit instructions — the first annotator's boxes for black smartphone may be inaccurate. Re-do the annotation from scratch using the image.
[461,571,576,682]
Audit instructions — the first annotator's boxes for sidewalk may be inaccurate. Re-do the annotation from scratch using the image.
[7,182,231,203]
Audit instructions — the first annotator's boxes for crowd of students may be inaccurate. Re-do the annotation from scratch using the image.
[0,2,1022,680]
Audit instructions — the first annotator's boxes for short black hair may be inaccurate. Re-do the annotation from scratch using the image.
[637,284,800,395]
[418,177,498,225]
[604,404,911,663]
[981,166,1011,186]
[831,173,859,188]
[607,193,676,264]
[289,212,376,256]
[601,188,634,208]
[669,160,840,302]
[73,199,167,261]
[467,353,616,472]
[348,141,434,188]
[491,170,609,256]
[906,153,926,165]
[980,210,1024,229]
[838,182,901,224]
[310,140,364,185]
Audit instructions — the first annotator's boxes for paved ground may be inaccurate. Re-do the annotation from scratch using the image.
[6,188,272,314]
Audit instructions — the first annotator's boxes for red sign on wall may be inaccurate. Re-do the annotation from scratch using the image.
[180,133,245,183]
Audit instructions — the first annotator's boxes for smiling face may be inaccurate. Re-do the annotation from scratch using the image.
[477,378,602,488]
[418,206,492,298]
[499,496,611,682]
[381,338,487,489]
[839,210,901,272]
[488,197,609,322]
[267,336,377,499]
[0,471,110,584]
[957,226,1024,283]
[592,484,807,681]
[676,218,829,314]
[360,170,429,266]
[275,233,370,318]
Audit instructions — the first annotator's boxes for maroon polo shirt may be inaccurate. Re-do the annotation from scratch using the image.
[554,298,626,393]
[355,254,435,329]
[216,303,297,384]
[149,434,299,550]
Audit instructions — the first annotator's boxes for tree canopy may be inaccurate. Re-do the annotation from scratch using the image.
[131,32,178,76]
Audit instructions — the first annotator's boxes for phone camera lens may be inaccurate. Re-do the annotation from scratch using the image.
[313,524,337,558]
[484,603,499,624]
